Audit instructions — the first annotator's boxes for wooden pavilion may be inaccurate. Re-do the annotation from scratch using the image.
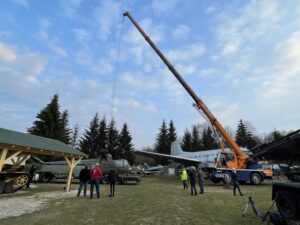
[0,128,87,192]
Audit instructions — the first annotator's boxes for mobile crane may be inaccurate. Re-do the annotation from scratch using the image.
[124,11,272,184]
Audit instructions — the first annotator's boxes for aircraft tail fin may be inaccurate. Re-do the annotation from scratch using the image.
[171,141,183,156]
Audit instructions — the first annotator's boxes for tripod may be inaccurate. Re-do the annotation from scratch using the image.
[242,196,262,218]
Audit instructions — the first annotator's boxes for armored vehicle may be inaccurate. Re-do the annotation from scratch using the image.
[36,153,141,184]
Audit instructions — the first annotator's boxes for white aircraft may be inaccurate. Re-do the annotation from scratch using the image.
[134,141,248,166]
[143,162,164,174]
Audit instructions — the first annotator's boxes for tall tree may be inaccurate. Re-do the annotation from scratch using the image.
[118,123,135,164]
[154,120,169,164]
[107,118,119,159]
[154,119,169,154]
[191,125,202,151]
[28,94,71,144]
[97,116,107,151]
[79,113,100,158]
[235,119,248,147]
[167,120,177,150]
[181,129,192,151]
[262,129,287,143]
[271,130,285,141]
[70,124,80,149]
[60,110,71,144]
[202,126,218,150]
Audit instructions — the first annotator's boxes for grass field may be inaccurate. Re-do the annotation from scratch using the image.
[0,177,275,225]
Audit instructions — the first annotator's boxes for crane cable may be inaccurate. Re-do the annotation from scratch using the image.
[110,13,126,118]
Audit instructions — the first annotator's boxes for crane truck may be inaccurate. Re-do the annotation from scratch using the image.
[123,11,272,185]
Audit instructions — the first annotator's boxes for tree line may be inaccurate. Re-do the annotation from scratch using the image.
[28,95,134,164]
[28,94,291,164]
[153,119,290,154]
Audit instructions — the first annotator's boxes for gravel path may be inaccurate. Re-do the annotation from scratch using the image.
[0,188,77,219]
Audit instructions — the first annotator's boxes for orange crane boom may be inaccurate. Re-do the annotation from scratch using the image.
[124,11,249,168]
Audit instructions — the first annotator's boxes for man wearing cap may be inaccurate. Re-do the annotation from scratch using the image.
[90,163,103,199]
[197,166,205,194]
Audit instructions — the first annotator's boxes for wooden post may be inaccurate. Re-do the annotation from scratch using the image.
[64,157,82,192]
[0,148,8,172]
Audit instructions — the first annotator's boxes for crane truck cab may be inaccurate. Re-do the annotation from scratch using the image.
[209,150,273,185]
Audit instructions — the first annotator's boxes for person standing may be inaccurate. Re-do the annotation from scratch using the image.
[231,168,244,196]
[108,168,117,197]
[180,168,189,189]
[77,166,90,197]
[90,163,103,199]
[197,167,205,194]
[26,165,36,189]
[188,168,197,196]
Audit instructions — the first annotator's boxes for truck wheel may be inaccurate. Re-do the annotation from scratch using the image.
[102,177,108,184]
[116,177,122,185]
[16,174,29,187]
[222,173,232,185]
[250,173,261,185]
[41,174,52,182]
[276,191,299,219]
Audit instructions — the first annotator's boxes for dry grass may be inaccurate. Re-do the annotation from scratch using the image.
[0,177,274,225]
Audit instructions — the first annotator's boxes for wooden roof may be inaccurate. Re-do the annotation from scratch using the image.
[0,128,87,158]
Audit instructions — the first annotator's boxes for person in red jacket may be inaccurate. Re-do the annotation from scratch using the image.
[90,163,103,199]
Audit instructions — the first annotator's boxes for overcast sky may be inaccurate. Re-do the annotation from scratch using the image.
[1,0,300,149]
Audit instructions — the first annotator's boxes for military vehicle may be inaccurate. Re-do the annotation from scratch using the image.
[36,152,141,184]
[0,162,29,194]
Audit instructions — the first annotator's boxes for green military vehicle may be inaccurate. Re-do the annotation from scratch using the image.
[36,153,141,184]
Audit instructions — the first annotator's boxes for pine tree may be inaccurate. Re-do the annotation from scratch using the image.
[272,130,284,141]
[28,94,71,144]
[96,116,107,152]
[79,113,100,158]
[70,124,80,149]
[181,129,192,151]
[202,126,218,150]
[191,125,202,151]
[167,120,177,150]
[235,119,248,147]
[107,118,119,159]
[154,119,169,154]
[154,120,169,164]
[118,123,135,164]
[60,110,71,145]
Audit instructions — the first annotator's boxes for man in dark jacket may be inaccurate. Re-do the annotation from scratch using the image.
[77,166,90,197]
[231,168,244,196]
[26,165,36,189]
[108,168,117,197]
[197,167,205,194]
[188,167,197,196]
